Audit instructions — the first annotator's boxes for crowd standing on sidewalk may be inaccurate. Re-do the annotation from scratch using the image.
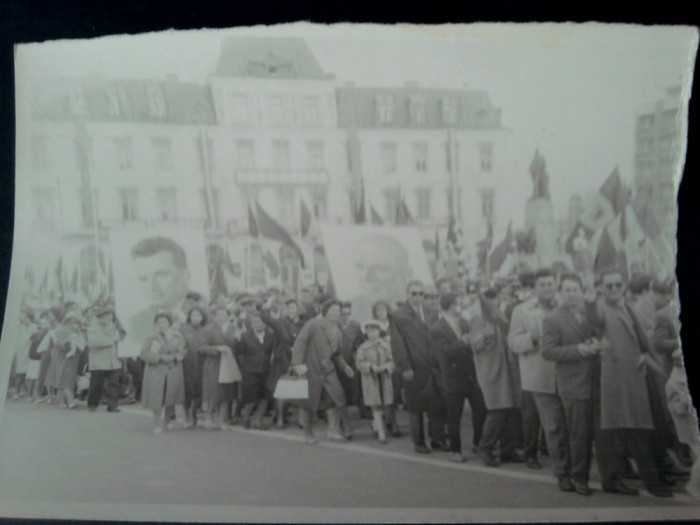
[6,267,699,499]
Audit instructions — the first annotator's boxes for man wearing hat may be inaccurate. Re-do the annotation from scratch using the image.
[86,307,126,412]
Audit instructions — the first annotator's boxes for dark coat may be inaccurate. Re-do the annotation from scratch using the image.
[541,305,598,400]
[235,327,277,374]
[199,321,240,405]
[390,302,445,414]
[652,303,680,377]
[180,323,207,404]
[261,309,304,391]
[429,317,478,396]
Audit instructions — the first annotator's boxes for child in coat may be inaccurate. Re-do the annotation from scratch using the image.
[355,320,395,444]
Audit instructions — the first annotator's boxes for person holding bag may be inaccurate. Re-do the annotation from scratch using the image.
[140,313,187,435]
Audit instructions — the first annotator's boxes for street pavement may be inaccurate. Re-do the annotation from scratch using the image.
[1,399,699,522]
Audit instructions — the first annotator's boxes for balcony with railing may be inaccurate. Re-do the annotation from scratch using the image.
[234,168,329,185]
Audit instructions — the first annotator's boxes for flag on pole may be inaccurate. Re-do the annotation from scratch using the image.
[370,205,383,225]
[248,202,260,238]
[477,220,494,274]
[395,186,413,226]
[300,198,313,238]
[489,222,513,275]
[578,167,627,233]
[255,201,306,268]
[355,180,367,224]
[593,227,618,276]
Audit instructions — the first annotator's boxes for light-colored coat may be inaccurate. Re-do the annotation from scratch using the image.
[290,316,347,412]
[469,303,521,410]
[508,297,557,394]
[586,299,654,430]
[140,329,186,411]
[355,338,395,407]
[86,322,122,371]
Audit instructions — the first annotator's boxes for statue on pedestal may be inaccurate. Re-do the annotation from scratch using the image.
[529,149,550,200]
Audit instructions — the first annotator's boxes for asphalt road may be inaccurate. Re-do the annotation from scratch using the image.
[1,400,699,522]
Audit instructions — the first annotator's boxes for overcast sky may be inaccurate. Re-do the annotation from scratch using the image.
[15,23,698,226]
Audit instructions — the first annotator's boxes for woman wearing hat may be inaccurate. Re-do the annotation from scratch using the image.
[356,319,395,443]
[140,313,187,434]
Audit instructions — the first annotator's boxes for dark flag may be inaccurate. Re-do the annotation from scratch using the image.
[300,199,312,238]
[477,220,494,273]
[489,222,513,275]
[599,166,627,216]
[248,202,260,238]
[355,181,367,224]
[395,187,413,225]
[593,227,618,276]
[255,201,305,268]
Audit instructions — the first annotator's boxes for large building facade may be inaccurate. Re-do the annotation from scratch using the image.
[634,85,683,240]
[18,37,512,295]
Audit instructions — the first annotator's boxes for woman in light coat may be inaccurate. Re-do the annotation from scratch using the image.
[140,313,187,434]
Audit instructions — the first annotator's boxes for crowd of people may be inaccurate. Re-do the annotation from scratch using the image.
[5,267,699,499]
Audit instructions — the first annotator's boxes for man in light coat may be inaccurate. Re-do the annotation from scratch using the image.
[509,268,564,477]
[86,308,125,413]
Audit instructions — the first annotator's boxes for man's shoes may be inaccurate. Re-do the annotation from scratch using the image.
[88,406,97,412]
[450,452,465,463]
[557,477,575,492]
[391,429,403,438]
[106,406,120,413]
[501,451,525,463]
[603,482,639,496]
[414,444,431,454]
[648,486,674,498]
[430,440,451,452]
[326,431,348,442]
[242,419,251,429]
[479,451,500,467]
[252,422,269,431]
[525,457,542,469]
[572,481,592,496]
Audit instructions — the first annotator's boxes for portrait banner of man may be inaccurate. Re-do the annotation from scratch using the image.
[320,226,434,321]
[109,229,210,358]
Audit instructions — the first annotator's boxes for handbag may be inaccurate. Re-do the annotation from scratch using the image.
[273,373,309,400]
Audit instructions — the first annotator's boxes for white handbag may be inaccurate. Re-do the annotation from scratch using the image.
[273,374,309,400]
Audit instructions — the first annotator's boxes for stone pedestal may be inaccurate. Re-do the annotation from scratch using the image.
[525,198,559,269]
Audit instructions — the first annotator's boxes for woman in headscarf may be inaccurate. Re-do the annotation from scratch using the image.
[180,306,208,427]
[140,313,187,434]
[52,311,86,409]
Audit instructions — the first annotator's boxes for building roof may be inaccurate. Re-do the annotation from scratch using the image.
[215,37,331,80]
[28,77,217,124]
[336,85,502,129]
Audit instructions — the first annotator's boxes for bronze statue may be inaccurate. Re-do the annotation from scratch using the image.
[529,149,550,200]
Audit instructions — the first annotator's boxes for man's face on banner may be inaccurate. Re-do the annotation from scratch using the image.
[133,250,189,310]
[353,235,409,300]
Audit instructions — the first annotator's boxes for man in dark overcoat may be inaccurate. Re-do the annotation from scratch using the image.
[390,280,448,454]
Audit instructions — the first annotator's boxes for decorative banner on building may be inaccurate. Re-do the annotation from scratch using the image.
[109,228,209,357]
[320,225,434,322]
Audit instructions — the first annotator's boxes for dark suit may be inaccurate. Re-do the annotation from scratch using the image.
[430,316,486,453]
[542,305,599,485]
[390,302,446,447]
[235,327,277,406]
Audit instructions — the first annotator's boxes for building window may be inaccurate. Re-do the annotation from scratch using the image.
[479,142,493,172]
[662,109,678,129]
[114,137,134,170]
[31,136,48,169]
[152,138,173,170]
[409,96,426,124]
[375,94,396,124]
[230,94,250,124]
[68,85,87,116]
[118,188,139,221]
[480,188,495,219]
[32,188,55,224]
[236,140,255,169]
[381,142,397,174]
[157,188,177,221]
[301,96,321,125]
[637,114,655,130]
[382,188,400,223]
[269,95,286,125]
[312,190,327,220]
[147,84,167,118]
[441,96,458,124]
[307,141,324,170]
[638,138,653,155]
[415,188,431,220]
[273,140,291,170]
[413,142,428,172]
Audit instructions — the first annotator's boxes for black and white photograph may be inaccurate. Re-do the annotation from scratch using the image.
[1,21,699,522]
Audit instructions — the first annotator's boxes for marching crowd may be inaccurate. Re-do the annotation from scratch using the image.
[5,268,699,499]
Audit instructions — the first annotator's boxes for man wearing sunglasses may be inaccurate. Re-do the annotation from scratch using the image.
[390,280,448,454]
[586,268,673,498]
